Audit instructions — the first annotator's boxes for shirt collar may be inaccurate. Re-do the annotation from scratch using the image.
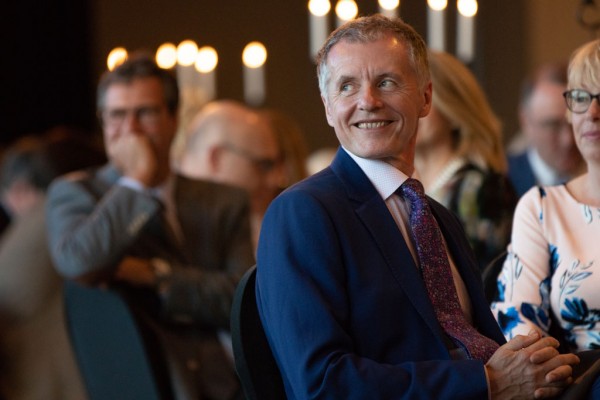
[342,147,410,200]
[527,148,563,186]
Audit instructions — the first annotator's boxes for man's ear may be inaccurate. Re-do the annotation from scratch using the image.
[321,95,335,128]
[419,81,433,118]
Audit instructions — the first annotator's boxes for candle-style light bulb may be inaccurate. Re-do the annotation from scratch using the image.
[155,43,177,69]
[177,40,198,66]
[456,0,478,63]
[378,0,400,19]
[335,0,358,27]
[107,47,128,71]
[243,42,268,106]
[194,46,219,102]
[427,0,448,51]
[176,40,199,96]
[195,46,218,73]
[308,0,331,60]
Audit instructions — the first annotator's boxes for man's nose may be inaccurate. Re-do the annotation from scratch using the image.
[121,110,143,133]
[357,86,383,111]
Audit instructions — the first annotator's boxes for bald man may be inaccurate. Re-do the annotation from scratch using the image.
[177,100,284,249]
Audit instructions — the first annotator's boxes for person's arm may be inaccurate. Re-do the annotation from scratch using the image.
[47,133,165,282]
[46,174,161,282]
[491,187,550,339]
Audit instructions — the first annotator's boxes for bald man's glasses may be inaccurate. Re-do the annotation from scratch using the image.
[563,89,600,114]
[221,142,281,173]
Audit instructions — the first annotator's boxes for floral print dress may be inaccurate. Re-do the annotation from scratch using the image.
[491,185,600,351]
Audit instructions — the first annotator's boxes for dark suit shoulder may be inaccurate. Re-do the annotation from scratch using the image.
[277,168,349,206]
[507,152,536,197]
[173,175,251,223]
[507,152,531,173]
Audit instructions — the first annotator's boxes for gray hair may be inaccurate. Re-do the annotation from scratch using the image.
[316,14,430,98]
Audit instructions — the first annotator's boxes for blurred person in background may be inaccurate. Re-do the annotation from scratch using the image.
[45,54,254,400]
[177,100,284,251]
[415,50,517,270]
[508,62,585,197]
[260,108,309,190]
[0,128,105,400]
[493,37,600,361]
[306,146,337,176]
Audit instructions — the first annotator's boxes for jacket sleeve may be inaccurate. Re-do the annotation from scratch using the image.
[46,173,160,280]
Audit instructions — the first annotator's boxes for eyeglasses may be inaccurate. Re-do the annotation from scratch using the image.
[99,105,165,127]
[563,89,600,114]
[221,142,281,173]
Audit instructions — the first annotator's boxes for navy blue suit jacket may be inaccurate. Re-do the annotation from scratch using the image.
[508,152,537,198]
[256,149,506,399]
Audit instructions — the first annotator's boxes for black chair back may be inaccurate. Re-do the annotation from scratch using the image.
[482,250,507,304]
[64,281,172,400]
[231,265,287,400]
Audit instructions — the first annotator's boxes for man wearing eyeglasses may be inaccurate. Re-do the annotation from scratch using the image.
[509,62,585,197]
[45,53,255,399]
[176,100,284,251]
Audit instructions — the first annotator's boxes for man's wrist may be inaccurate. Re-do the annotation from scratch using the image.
[150,257,172,294]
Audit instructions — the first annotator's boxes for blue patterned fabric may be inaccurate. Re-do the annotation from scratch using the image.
[491,185,600,351]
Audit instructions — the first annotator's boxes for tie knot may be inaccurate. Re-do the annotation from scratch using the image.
[399,178,426,203]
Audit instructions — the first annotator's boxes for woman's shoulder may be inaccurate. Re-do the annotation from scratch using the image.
[516,184,580,217]
[520,184,574,204]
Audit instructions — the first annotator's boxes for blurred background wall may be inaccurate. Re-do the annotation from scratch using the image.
[1,0,597,151]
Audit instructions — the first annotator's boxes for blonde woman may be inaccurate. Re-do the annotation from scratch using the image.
[490,39,600,397]
[493,38,600,352]
[416,50,517,270]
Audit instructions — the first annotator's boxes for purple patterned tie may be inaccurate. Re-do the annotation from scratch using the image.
[400,178,499,362]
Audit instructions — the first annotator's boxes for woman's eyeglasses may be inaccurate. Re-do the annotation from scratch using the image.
[563,89,600,114]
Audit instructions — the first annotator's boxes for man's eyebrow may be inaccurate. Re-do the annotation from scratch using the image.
[333,74,354,86]
[375,72,401,80]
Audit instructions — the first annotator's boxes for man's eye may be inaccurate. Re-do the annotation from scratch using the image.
[379,79,394,88]
[108,110,126,120]
[339,83,358,96]
[138,107,157,118]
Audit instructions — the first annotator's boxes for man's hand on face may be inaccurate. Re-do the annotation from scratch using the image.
[108,132,159,187]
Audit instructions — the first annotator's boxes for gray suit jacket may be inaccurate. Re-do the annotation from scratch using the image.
[46,164,255,400]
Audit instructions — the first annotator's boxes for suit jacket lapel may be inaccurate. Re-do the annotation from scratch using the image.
[330,150,448,341]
